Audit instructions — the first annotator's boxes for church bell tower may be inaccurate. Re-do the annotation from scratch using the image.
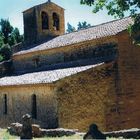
[23,0,65,46]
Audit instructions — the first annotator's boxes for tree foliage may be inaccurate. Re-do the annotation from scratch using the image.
[12,28,23,44]
[80,0,140,18]
[67,21,91,33]
[0,33,4,48]
[77,21,91,30]
[0,19,23,47]
[0,19,23,62]
[0,19,13,44]
[131,14,140,44]
[0,44,12,61]
[0,55,3,62]
[66,22,76,33]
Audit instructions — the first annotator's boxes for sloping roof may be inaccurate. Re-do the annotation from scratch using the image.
[14,17,133,56]
[0,63,102,86]
[23,1,64,13]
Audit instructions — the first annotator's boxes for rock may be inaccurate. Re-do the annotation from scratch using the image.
[83,124,106,140]
[20,114,32,139]
[7,123,43,138]
[32,124,42,137]
[41,128,78,137]
[105,128,140,139]
[7,117,77,138]
[7,123,22,136]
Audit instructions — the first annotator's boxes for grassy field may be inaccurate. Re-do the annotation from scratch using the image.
[0,129,18,139]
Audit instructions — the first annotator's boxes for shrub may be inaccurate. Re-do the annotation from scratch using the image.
[0,44,12,61]
[0,54,3,62]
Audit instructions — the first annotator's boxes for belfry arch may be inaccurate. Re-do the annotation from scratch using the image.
[41,11,49,30]
[52,12,60,31]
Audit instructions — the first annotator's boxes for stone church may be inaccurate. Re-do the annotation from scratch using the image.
[0,0,140,132]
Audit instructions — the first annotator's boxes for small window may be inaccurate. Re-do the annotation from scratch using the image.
[53,13,60,31]
[3,94,7,115]
[31,94,37,119]
[41,11,49,30]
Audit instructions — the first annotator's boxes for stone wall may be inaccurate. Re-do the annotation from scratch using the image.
[103,31,140,131]
[54,31,140,132]
[0,84,58,129]
[12,37,117,73]
[55,62,117,132]
[0,60,13,77]
[12,43,23,54]
[114,31,140,130]
[23,8,37,46]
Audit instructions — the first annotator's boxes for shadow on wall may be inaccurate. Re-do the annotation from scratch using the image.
[0,60,13,77]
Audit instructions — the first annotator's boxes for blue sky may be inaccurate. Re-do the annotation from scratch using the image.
[0,0,116,34]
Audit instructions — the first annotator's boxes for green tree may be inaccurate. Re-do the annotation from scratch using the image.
[77,21,91,30]
[8,28,23,46]
[0,19,23,46]
[12,28,23,43]
[0,19,13,44]
[66,22,76,33]
[8,35,16,46]
[0,32,4,48]
[80,0,140,18]
[0,44,12,61]
[0,19,23,61]
[131,14,140,44]
[67,22,91,33]
[0,55,3,62]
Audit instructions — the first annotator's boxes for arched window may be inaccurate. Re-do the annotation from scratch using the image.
[3,94,7,115]
[41,11,49,30]
[31,94,37,119]
[53,13,60,31]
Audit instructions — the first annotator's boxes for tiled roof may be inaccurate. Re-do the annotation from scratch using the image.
[0,63,102,86]
[14,17,133,56]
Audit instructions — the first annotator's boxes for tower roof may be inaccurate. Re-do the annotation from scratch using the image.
[23,1,64,13]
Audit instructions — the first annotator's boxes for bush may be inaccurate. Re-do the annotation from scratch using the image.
[0,54,3,62]
[0,44,12,61]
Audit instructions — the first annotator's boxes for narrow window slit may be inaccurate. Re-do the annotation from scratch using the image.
[3,94,7,115]
[31,94,37,119]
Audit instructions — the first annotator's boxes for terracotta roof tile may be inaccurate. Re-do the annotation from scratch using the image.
[0,63,102,86]
[14,17,133,56]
